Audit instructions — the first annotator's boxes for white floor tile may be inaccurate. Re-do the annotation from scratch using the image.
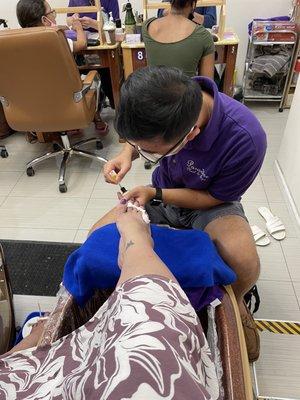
[91,172,121,199]
[10,171,99,198]
[242,176,268,203]
[79,198,116,229]
[255,332,300,399]
[0,196,6,206]
[0,148,52,172]
[0,197,88,229]
[257,242,291,282]
[0,171,23,195]
[255,280,300,321]
[242,201,269,227]
[268,202,298,239]
[259,118,287,137]
[293,282,300,306]
[281,238,300,282]
[74,229,89,243]
[261,174,285,203]
[13,295,58,327]
[0,227,76,242]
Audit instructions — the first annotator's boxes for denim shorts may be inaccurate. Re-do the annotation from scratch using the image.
[145,201,248,231]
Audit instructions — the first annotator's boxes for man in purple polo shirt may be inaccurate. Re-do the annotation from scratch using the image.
[92,66,267,362]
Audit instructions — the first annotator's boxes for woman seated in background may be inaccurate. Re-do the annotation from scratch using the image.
[16,0,108,136]
[66,0,120,111]
[158,1,217,29]
[142,0,215,78]
[0,203,219,399]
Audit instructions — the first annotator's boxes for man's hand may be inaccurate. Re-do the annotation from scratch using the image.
[79,16,97,30]
[72,19,83,32]
[192,12,205,25]
[104,152,132,184]
[122,186,156,206]
[67,13,79,26]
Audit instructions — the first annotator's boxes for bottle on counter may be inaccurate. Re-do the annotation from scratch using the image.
[115,19,125,42]
[124,2,136,34]
[103,12,116,45]
[135,12,143,36]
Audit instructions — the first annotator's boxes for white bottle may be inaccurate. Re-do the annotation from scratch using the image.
[103,12,116,45]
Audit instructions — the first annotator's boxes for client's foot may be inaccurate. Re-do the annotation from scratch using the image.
[116,201,153,268]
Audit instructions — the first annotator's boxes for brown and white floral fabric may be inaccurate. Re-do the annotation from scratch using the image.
[0,275,219,400]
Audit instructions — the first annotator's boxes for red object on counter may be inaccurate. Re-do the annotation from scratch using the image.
[295,59,300,73]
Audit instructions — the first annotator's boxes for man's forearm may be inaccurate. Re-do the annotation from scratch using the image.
[122,142,139,161]
[162,188,223,209]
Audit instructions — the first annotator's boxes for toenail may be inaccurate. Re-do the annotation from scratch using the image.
[120,198,127,204]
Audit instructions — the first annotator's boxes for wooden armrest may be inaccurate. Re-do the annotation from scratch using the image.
[82,70,99,86]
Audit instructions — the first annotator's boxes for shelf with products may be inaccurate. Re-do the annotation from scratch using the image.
[242,20,297,108]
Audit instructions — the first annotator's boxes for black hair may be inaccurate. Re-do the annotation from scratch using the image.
[170,0,196,10]
[17,0,46,28]
[115,66,203,143]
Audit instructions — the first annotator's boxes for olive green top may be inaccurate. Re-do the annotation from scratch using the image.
[142,17,215,77]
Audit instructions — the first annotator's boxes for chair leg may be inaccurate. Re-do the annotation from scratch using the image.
[26,149,64,169]
[73,149,107,163]
[58,152,70,192]
[73,137,101,149]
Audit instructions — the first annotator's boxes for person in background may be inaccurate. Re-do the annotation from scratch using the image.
[142,0,215,78]
[158,1,216,28]
[66,0,119,110]
[66,0,119,31]
[17,0,86,53]
[16,0,108,136]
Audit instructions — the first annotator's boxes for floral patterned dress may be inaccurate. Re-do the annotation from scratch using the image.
[0,275,219,400]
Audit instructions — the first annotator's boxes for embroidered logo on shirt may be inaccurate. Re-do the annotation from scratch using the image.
[186,160,209,182]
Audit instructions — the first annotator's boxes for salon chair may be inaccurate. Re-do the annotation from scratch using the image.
[0,27,106,192]
[38,285,253,399]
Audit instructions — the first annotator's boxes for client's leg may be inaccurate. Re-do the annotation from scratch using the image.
[115,202,177,286]
[89,206,119,236]
[3,319,47,356]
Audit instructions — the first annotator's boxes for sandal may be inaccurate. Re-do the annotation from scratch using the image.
[258,207,286,241]
[251,225,270,246]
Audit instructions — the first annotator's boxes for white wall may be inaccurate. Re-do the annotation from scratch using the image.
[276,80,300,224]
[0,0,292,83]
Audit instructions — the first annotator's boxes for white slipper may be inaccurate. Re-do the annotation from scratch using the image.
[251,225,271,246]
[258,207,286,241]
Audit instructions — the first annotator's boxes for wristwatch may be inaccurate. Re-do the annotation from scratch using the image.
[150,188,163,206]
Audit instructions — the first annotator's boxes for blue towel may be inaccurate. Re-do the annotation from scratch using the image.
[63,224,236,305]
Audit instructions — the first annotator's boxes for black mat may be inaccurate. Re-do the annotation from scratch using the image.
[1,240,80,296]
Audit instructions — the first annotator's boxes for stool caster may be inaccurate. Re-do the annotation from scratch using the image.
[144,161,152,170]
[96,141,103,150]
[1,148,8,158]
[59,183,67,193]
[26,167,35,177]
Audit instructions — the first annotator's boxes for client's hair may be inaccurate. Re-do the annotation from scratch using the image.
[170,0,197,10]
[17,0,46,28]
[115,66,203,143]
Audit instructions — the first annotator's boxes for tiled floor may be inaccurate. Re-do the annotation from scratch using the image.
[1,104,300,397]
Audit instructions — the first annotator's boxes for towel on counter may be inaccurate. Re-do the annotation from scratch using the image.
[63,224,236,306]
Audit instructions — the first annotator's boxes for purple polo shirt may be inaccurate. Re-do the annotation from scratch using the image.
[152,77,267,202]
[68,0,120,22]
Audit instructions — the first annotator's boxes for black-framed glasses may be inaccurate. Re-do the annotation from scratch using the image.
[45,9,57,18]
[126,126,195,164]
